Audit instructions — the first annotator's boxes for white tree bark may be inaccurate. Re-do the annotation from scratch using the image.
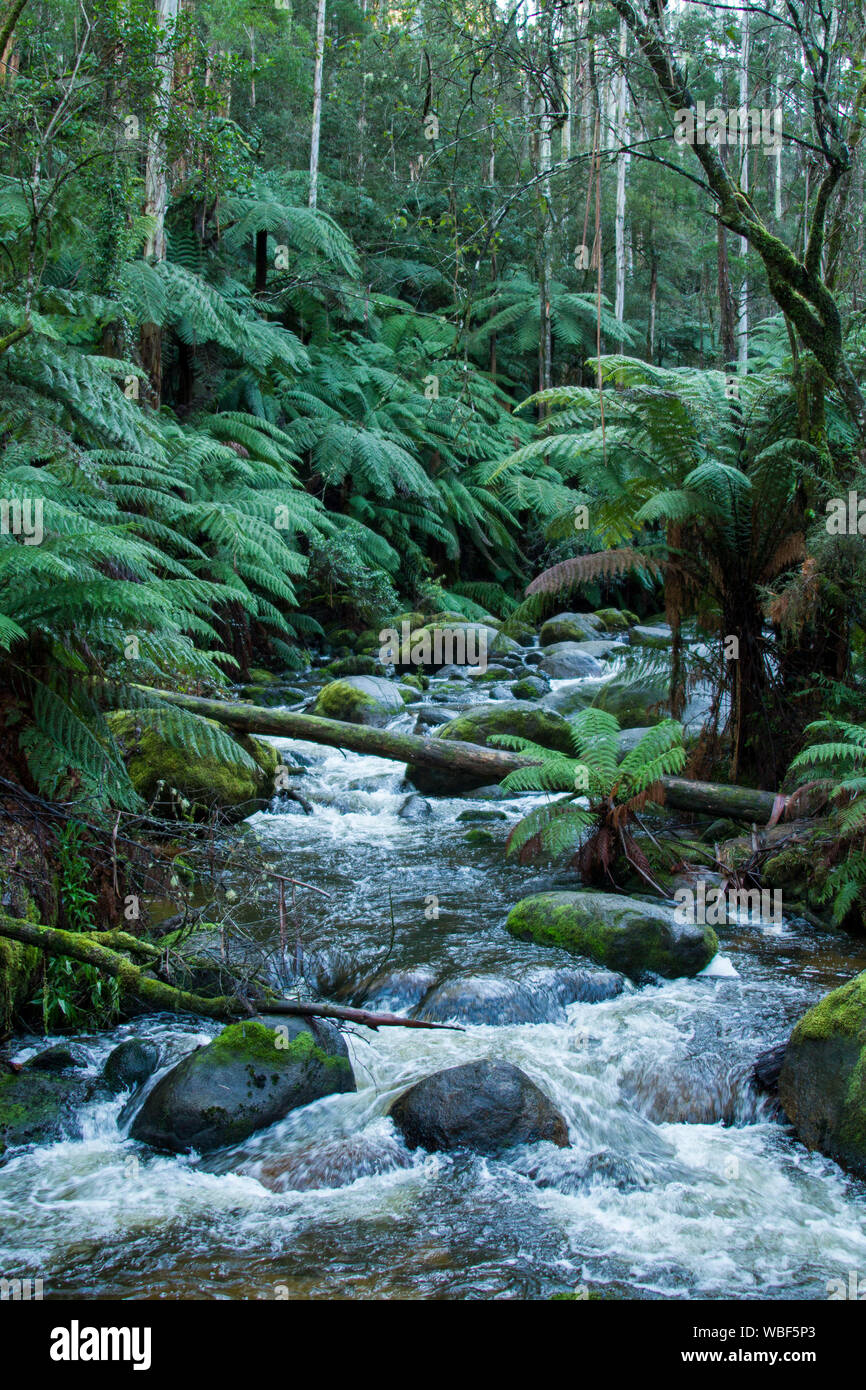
[308,0,327,209]
[143,0,179,262]
[614,18,629,338]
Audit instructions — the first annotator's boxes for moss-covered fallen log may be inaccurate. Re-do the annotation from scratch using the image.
[145,687,794,824]
[139,686,540,782]
[0,915,460,1032]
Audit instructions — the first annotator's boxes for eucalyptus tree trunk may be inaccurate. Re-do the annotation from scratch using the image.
[141,0,179,404]
[614,18,629,343]
[538,92,554,402]
[308,0,326,209]
[736,9,750,371]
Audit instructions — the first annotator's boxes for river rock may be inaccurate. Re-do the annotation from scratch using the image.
[543,667,669,727]
[630,624,673,649]
[389,1060,569,1153]
[539,613,603,645]
[0,1069,87,1156]
[510,675,549,700]
[103,1038,161,1094]
[313,675,405,727]
[753,1042,787,1096]
[416,967,623,1025]
[505,890,718,981]
[397,794,433,821]
[129,1018,356,1154]
[27,1043,91,1072]
[538,642,606,679]
[250,1132,412,1193]
[778,973,866,1176]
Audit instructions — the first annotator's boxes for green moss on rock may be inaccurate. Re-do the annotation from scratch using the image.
[505,890,718,981]
[107,712,277,819]
[779,973,866,1176]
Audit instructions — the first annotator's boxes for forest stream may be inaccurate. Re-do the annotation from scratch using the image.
[4,649,866,1302]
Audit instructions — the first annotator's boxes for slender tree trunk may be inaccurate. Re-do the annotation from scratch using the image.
[736,9,750,370]
[141,0,179,405]
[308,0,326,209]
[647,244,657,361]
[717,222,737,366]
[614,18,629,344]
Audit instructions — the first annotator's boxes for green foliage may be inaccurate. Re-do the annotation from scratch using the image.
[40,823,120,1031]
[494,709,685,888]
[789,721,866,925]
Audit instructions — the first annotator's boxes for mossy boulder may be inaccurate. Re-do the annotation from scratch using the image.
[539,612,603,646]
[389,1060,569,1154]
[499,620,537,645]
[129,1017,356,1154]
[505,890,718,981]
[778,974,866,1176]
[107,712,280,820]
[323,654,383,679]
[0,1068,88,1157]
[313,675,405,726]
[511,675,549,700]
[407,702,572,795]
[593,608,635,631]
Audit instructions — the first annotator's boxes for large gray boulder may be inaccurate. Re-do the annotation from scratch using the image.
[505,890,718,981]
[538,642,606,679]
[130,1018,355,1153]
[389,1060,569,1153]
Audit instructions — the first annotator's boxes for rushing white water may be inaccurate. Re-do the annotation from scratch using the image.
[3,680,866,1300]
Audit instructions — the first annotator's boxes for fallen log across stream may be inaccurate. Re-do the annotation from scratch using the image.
[143,688,793,825]
[0,915,463,1032]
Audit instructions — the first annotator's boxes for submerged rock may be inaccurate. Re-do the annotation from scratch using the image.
[505,890,718,981]
[103,1038,161,1094]
[130,1018,356,1154]
[27,1043,91,1072]
[778,973,866,1176]
[389,1060,569,1153]
[397,794,433,821]
[313,675,405,727]
[416,967,623,1025]
[250,1132,412,1193]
